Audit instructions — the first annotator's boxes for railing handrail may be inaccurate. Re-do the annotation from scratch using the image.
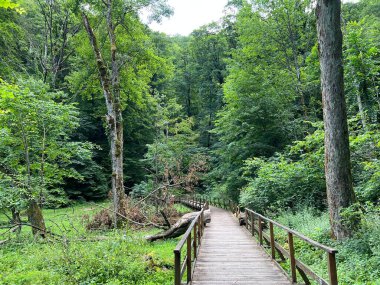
[245,208,337,254]
[174,207,204,252]
[173,197,207,285]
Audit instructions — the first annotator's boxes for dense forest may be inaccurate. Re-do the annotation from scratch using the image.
[0,0,379,284]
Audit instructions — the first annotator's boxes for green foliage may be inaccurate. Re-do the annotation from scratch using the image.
[0,7,27,78]
[0,0,24,13]
[207,0,316,199]
[350,127,380,202]
[189,23,229,147]
[142,97,209,194]
[0,79,98,209]
[240,127,326,212]
[240,122,380,212]
[344,16,380,126]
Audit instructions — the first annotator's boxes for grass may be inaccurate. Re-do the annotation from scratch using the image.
[0,202,192,285]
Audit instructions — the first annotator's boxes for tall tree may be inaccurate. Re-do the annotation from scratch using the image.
[28,0,79,88]
[81,8,125,228]
[316,0,357,239]
[79,0,171,227]
[190,23,228,148]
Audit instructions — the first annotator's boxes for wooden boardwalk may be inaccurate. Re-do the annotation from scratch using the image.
[192,206,291,285]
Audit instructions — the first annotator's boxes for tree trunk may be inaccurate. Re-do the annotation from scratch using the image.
[11,207,21,234]
[21,123,46,236]
[356,91,367,130]
[82,9,125,228]
[316,0,357,240]
[106,0,125,228]
[27,200,46,237]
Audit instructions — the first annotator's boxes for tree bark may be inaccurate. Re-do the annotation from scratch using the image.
[27,200,46,237]
[316,0,356,239]
[82,8,125,228]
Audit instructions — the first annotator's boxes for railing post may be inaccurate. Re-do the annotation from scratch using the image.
[288,232,297,283]
[251,212,255,236]
[269,222,275,260]
[244,210,248,229]
[328,252,338,285]
[197,215,202,246]
[187,233,192,283]
[174,250,181,285]
[258,216,263,246]
[193,223,197,259]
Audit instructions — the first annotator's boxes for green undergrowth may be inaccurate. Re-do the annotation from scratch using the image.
[257,207,380,285]
[0,202,191,285]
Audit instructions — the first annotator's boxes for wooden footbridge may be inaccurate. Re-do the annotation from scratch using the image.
[174,197,338,285]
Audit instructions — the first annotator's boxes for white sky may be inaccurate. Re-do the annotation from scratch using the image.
[145,0,360,36]
[147,0,229,36]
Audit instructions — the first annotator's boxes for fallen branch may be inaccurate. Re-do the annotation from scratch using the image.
[0,225,20,236]
[17,223,62,238]
[91,203,166,229]
[136,182,182,206]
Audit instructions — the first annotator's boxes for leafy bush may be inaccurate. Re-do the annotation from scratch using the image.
[240,128,326,212]
[240,125,380,213]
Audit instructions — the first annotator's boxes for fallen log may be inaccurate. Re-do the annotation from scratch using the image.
[146,209,211,242]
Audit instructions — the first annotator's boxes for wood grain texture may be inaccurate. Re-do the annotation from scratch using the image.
[192,207,291,285]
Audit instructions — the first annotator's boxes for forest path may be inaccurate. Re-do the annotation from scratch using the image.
[192,206,291,285]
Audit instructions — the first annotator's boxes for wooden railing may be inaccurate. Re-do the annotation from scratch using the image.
[173,197,207,285]
[176,196,207,210]
[195,195,338,285]
[194,195,239,214]
[244,208,338,285]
